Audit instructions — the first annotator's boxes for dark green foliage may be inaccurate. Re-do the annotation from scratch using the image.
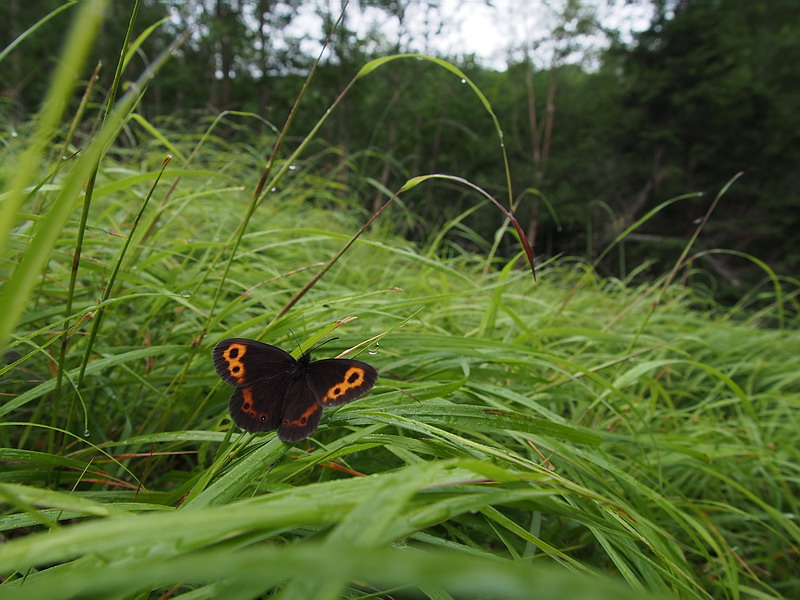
[3,0,798,295]
[613,0,800,292]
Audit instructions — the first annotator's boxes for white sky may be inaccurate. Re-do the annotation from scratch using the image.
[286,0,655,70]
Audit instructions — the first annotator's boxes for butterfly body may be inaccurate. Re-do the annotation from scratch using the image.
[212,338,377,442]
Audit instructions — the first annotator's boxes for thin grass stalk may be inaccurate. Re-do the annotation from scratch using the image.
[138,110,277,249]
[551,192,701,335]
[250,0,345,203]
[273,174,535,322]
[0,31,190,421]
[207,4,349,333]
[143,7,350,434]
[53,2,142,451]
[216,14,346,314]
[0,0,107,281]
[0,1,79,64]
[624,173,743,354]
[687,249,788,324]
[58,61,102,161]
[262,54,527,315]
[74,156,171,395]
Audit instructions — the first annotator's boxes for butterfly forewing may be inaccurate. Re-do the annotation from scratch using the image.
[306,359,378,407]
[212,338,294,387]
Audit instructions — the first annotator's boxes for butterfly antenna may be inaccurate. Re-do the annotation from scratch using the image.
[312,337,339,353]
[288,328,303,354]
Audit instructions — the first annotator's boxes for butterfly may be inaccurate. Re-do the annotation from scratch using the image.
[212,337,378,443]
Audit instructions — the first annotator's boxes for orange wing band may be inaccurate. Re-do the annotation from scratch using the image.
[284,402,320,427]
[323,366,366,402]
[240,386,269,422]
[222,343,248,383]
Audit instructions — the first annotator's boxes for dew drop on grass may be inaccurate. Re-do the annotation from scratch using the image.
[180,290,191,297]
[460,78,466,83]
[368,342,380,355]
[84,430,90,437]
[289,164,296,171]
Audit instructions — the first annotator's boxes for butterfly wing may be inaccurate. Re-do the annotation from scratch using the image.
[212,338,294,387]
[305,358,378,407]
[213,338,295,433]
[277,357,377,442]
[277,379,323,443]
[228,378,285,432]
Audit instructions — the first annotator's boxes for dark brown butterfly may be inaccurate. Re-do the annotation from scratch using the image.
[212,338,377,442]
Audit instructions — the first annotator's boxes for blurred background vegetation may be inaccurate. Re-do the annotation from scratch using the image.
[4,0,798,301]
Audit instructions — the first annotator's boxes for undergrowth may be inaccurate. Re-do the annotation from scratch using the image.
[1,3,799,599]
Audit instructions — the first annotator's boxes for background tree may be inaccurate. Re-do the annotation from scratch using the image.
[3,0,797,295]
[612,0,800,291]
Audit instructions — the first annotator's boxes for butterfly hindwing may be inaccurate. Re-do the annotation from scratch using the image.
[228,378,284,432]
[277,380,323,443]
[306,358,378,407]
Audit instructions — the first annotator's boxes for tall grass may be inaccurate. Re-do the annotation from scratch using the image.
[2,5,799,600]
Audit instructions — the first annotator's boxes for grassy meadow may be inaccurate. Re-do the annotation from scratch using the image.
[2,4,800,599]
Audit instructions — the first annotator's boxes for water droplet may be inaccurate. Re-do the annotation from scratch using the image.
[288,164,296,171]
[271,187,277,192]
[84,430,90,437]
[368,342,380,355]
[460,78,466,84]
[11,131,18,137]
[180,290,191,297]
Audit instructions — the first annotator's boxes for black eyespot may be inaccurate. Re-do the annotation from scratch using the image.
[300,417,307,424]
[260,414,267,422]
[230,348,239,358]
[232,366,240,373]
[348,372,359,383]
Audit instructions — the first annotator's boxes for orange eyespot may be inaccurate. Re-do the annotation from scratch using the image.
[223,343,248,383]
[241,387,258,418]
